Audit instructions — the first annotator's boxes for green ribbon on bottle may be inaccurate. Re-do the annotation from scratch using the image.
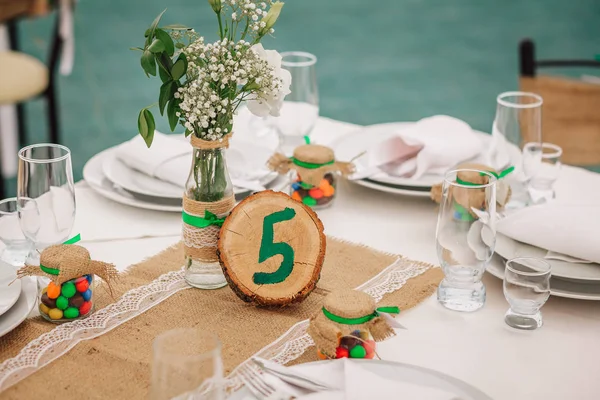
[322,306,400,325]
[290,157,335,170]
[39,234,82,276]
[182,210,225,228]
[456,166,515,186]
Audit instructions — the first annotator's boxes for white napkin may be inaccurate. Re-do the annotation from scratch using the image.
[497,204,600,264]
[295,359,458,400]
[115,131,191,188]
[73,186,181,241]
[367,115,483,180]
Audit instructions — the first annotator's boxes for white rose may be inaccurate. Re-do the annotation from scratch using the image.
[246,44,292,118]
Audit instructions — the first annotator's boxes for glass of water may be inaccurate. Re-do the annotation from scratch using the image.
[436,169,497,312]
[504,257,551,330]
[272,51,319,155]
[17,144,76,262]
[0,198,31,266]
[150,328,223,400]
[523,142,562,204]
[489,92,542,209]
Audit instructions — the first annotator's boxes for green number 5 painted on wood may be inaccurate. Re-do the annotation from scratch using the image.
[253,207,297,285]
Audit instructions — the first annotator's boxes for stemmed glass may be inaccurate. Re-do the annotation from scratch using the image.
[272,51,319,155]
[489,92,543,209]
[150,328,224,400]
[503,257,551,330]
[0,198,31,266]
[17,144,76,262]
[436,169,497,312]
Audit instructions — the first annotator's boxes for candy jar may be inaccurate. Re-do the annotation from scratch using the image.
[267,144,355,209]
[17,243,118,323]
[307,289,400,360]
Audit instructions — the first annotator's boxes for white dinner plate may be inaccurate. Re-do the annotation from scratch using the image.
[231,359,492,399]
[331,122,493,196]
[0,265,21,318]
[486,231,600,283]
[486,253,600,301]
[0,276,37,337]
[102,140,277,200]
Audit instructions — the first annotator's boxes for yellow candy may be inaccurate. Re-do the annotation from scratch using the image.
[39,303,50,315]
[48,308,63,320]
[42,287,47,294]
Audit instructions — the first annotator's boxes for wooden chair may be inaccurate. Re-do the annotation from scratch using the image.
[519,39,600,166]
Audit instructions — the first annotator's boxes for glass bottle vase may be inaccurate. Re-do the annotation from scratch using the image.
[183,147,234,289]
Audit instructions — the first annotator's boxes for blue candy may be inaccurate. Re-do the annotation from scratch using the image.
[82,289,92,301]
[291,182,301,190]
[86,274,93,283]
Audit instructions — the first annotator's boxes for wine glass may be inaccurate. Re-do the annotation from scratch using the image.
[17,144,76,261]
[273,51,319,155]
[0,198,31,266]
[489,92,542,209]
[436,169,497,312]
[523,142,562,204]
[150,328,224,400]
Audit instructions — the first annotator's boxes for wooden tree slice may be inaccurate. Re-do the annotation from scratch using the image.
[218,191,326,307]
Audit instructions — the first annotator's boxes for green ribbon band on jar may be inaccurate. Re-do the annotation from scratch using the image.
[322,306,400,325]
[455,166,515,186]
[291,157,335,170]
[182,210,225,228]
[39,234,82,275]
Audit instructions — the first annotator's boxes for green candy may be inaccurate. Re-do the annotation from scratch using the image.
[61,282,77,298]
[299,181,313,190]
[56,296,69,310]
[350,345,367,359]
[302,197,317,207]
[64,307,80,319]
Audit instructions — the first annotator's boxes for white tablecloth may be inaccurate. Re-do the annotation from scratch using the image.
[78,117,600,400]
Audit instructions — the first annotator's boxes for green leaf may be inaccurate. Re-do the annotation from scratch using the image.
[148,38,165,53]
[171,53,188,80]
[146,9,167,46]
[140,50,156,76]
[162,24,191,30]
[184,128,193,137]
[159,81,175,115]
[138,109,156,147]
[158,63,171,82]
[130,47,144,52]
[155,29,174,56]
[175,42,185,49]
[157,53,173,83]
[167,99,179,131]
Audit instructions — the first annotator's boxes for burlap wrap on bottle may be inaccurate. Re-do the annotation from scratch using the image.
[268,144,355,187]
[16,244,118,292]
[183,133,235,263]
[307,289,397,357]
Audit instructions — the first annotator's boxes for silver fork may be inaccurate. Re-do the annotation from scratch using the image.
[237,365,292,400]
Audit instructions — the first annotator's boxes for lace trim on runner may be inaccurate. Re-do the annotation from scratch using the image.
[0,269,190,393]
[226,255,434,392]
[0,242,435,394]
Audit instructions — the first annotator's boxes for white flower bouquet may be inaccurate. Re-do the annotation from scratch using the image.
[134,0,290,202]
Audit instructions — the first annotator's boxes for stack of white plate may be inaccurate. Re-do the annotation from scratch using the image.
[83,137,281,213]
[485,233,600,301]
[0,263,37,337]
[331,122,493,197]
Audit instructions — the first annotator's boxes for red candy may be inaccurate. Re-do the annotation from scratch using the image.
[79,301,92,315]
[308,188,324,199]
[75,278,89,293]
[335,347,349,358]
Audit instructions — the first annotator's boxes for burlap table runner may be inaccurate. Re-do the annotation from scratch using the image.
[0,238,442,399]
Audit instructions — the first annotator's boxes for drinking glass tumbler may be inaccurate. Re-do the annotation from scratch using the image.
[150,328,224,400]
[436,169,497,312]
[0,198,30,266]
[490,92,542,209]
[17,144,76,263]
[523,142,562,204]
[503,257,551,330]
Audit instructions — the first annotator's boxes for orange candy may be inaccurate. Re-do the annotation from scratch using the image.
[291,191,302,202]
[322,184,335,197]
[308,188,324,199]
[47,282,61,299]
[318,179,330,191]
